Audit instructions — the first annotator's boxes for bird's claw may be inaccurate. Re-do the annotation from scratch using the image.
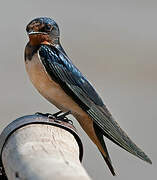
[35,112,47,116]
[35,111,73,124]
[51,110,63,118]
[55,111,73,124]
[35,112,56,118]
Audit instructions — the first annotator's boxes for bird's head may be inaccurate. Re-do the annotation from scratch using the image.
[26,17,60,46]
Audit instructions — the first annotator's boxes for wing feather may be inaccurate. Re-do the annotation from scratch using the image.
[39,44,152,164]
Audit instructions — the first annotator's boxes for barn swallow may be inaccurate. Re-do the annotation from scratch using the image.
[25,17,152,175]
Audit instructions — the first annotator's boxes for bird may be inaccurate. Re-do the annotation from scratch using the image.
[25,17,152,175]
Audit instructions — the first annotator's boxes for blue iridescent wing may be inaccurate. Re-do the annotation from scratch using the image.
[39,44,152,164]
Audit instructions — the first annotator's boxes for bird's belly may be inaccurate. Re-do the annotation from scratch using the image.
[25,54,85,116]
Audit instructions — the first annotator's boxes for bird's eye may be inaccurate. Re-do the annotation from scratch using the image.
[45,24,53,31]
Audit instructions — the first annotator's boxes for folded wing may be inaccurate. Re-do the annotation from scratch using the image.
[39,44,152,164]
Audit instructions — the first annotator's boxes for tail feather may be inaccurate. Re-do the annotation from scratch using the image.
[88,105,152,164]
[100,152,116,176]
[93,122,116,176]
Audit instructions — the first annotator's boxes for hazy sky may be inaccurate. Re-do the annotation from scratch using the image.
[0,1,156,179]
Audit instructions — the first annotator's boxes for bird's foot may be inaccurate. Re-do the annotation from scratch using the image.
[51,110,63,118]
[35,111,73,124]
[35,111,62,118]
[54,111,73,124]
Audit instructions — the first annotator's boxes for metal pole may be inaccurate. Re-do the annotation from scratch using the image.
[0,114,91,180]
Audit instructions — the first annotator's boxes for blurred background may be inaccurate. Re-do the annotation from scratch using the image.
[0,0,156,179]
